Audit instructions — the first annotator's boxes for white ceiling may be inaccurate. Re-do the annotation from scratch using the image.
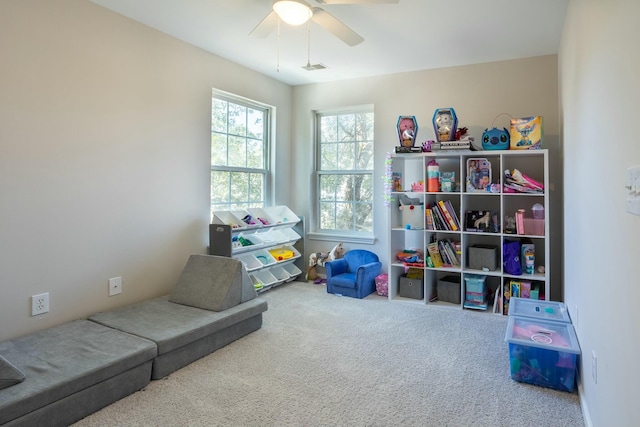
[89,0,568,86]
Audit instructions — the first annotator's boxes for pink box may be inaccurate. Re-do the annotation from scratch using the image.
[524,218,544,236]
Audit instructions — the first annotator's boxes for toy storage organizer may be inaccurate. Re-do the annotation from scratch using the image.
[210,206,304,292]
[387,150,553,314]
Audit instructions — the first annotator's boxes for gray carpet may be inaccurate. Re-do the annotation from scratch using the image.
[73,281,584,427]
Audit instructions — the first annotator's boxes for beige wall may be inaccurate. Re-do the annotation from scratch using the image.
[292,56,562,298]
[0,0,293,341]
[560,0,640,425]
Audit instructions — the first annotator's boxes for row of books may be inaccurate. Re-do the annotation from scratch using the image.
[425,200,461,231]
[426,239,460,268]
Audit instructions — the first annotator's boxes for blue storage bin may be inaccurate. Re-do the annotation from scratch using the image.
[464,274,486,293]
[464,274,487,310]
[505,316,581,392]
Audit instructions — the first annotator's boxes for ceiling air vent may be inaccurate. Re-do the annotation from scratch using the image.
[302,63,328,71]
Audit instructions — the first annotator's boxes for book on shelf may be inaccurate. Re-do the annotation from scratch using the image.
[395,146,423,153]
[439,239,460,267]
[447,240,461,266]
[438,240,453,266]
[430,202,447,230]
[444,200,461,230]
[427,239,460,268]
[426,242,444,268]
[425,207,434,230]
[437,200,459,231]
[392,172,402,192]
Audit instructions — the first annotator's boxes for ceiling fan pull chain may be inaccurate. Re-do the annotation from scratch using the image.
[308,18,311,63]
[277,17,281,72]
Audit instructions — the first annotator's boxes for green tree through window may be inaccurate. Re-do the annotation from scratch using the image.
[317,109,374,233]
[211,92,270,216]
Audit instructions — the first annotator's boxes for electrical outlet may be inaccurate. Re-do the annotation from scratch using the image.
[592,350,597,384]
[31,293,49,316]
[108,277,122,296]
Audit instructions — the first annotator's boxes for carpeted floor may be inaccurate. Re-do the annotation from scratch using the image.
[73,281,584,427]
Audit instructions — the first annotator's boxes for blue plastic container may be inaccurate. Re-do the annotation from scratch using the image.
[505,316,581,392]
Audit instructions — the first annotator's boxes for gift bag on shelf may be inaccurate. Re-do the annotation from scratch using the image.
[503,240,522,275]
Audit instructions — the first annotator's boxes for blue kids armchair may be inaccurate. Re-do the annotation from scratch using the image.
[325,249,382,299]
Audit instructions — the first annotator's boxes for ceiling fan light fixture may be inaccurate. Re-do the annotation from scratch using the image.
[273,0,312,26]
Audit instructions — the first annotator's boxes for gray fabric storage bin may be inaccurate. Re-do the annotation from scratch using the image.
[437,276,461,304]
[399,276,424,300]
[468,244,499,271]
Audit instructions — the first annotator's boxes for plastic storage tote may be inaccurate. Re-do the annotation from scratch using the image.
[505,316,581,392]
[508,297,571,323]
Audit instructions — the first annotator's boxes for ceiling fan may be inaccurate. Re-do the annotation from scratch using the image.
[249,0,399,47]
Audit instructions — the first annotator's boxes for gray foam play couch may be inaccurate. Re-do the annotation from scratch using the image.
[0,255,267,426]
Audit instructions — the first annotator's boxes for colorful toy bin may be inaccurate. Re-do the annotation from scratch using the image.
[505,316,581,392]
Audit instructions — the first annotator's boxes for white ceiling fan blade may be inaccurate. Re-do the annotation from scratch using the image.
[249,10,278,38]
[311,8,364,46]
[316,0,399,4]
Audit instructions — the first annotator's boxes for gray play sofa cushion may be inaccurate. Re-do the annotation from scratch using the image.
[0,319,157,426]
[0,355,25,390]
[169,254,257,311]
[89,295,267,379]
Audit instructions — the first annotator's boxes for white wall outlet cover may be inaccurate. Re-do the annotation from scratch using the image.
[108,277,123,296]
[31,293,49,316]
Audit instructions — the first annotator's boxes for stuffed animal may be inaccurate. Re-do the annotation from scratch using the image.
[306,264,320,281]
[397,117,417,148]
[306,243,345,281]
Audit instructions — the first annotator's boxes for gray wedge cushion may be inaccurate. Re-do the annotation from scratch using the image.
[0,354,25,390]
[169,254,257,311]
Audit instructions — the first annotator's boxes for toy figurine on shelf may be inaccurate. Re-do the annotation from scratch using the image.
[432,108,458,142]
[431,108,472,150]
[411,181,424,192]
[455,127,469,140]
[395,116,421,153]
[504,216,517,234]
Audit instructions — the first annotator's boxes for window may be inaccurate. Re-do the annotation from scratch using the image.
[211,91,270,214]
[315,108,374,238]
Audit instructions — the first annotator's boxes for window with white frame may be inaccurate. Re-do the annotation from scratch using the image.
[315,108,374,237]
[211,91,270,215]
